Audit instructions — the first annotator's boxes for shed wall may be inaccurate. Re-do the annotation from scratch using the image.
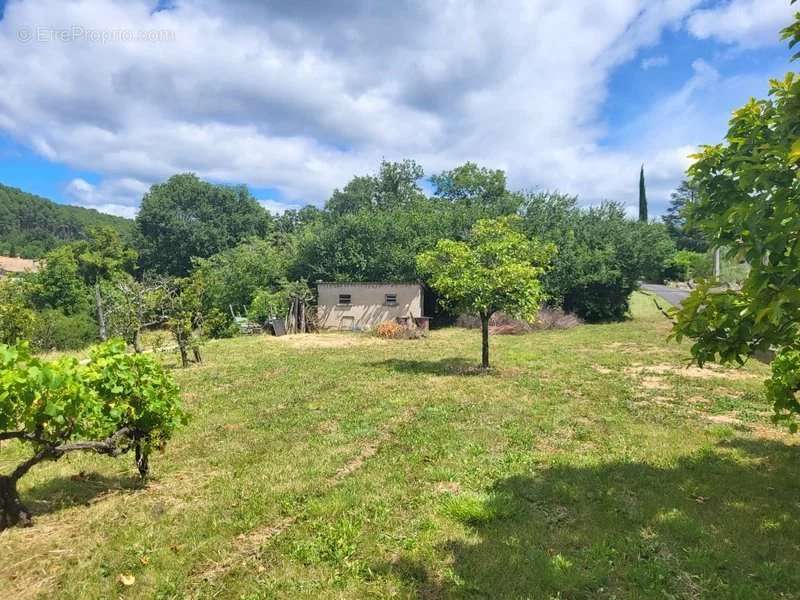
[317,284,423,330]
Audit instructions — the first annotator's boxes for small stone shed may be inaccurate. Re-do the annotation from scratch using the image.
[317,282,427,331]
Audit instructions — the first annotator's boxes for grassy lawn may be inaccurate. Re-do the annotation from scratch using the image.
[1,293,798,599]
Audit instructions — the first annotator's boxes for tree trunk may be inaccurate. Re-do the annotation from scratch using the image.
[299,301,306,334]
[0,475,31,531]
[135,444,149,479]
[133,329,143,353]
[480,312,490,369]
[95,283,107,342]
[178,338,189,368]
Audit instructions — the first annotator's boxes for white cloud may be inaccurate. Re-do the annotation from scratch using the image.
[64,176,149,217]
[641,55,669,69]
[257,199,303,215]
[687,0,795,47]
[0,0,776,217]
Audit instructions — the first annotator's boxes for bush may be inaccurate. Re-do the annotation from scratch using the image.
[563,282,632,322]
[248,289,286,324]
[32,309,98,351]
[0,279,37,344]
[664,250,712,281]
[202,308,238,339]
[522,196,675,321]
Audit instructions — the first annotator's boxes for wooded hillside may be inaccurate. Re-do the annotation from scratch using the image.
[0,184,133,258]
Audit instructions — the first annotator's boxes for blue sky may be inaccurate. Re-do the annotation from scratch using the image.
[0,0,795,218]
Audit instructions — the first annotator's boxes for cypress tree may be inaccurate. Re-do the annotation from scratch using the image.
[638,164,648,222]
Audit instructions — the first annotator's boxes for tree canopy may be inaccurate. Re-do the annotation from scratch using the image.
[418,217,553,368]
[135,174,273,276]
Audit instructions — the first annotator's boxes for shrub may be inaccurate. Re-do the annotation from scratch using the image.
[248,288,286,324]
[31,309,98,351]
[522,195,676,321]
[203,308,238,339]
[535,307,583,330]
[664,250,712,281]
[0,279,37,344]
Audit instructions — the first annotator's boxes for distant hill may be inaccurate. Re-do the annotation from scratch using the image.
[0,183,134,258]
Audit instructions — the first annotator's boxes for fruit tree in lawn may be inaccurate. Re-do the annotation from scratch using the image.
[417,216,553,369]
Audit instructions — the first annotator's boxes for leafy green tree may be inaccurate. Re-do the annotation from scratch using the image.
[431,162,523,219]
[634,221,678,283]
[522,196,675,320]
[73,226,138,285]
[638,165,648,222]
[135,174,273,276]
[0,340,185,529]
[192,238,288,318]
[274,205,323,236]
[291,199,453,283]
[73,226,138,340]
[672,8,800,428]
[662,181,708,252]
[417,217,553,368]
[31,245,89,315]
[325,159,426,216]
[0,279,37,344]
[325,175,377,216]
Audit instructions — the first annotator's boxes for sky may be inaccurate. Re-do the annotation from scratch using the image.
[0,0,796,219]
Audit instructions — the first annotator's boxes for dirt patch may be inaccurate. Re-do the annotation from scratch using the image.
[317,420,339,434]
[193,516,297,582]
[687,395,711,405]
[592,365,615,375]
[642,377,670,390]
[434,481,461,495]
[271,333,384,350]
[625,363,756,381]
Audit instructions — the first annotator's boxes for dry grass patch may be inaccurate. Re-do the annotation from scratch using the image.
[271,333,385,350]
[625,363,757,381]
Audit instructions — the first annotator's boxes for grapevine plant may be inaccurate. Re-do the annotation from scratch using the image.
[0,340,185,529]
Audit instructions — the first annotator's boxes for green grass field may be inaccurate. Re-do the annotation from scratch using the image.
[1,293,798,599]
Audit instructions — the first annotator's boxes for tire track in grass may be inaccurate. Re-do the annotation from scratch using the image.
[190,406,419,588]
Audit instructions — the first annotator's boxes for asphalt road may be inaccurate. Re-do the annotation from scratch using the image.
[641,283,691,307]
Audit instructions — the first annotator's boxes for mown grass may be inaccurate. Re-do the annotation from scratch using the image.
[1,293,798,599]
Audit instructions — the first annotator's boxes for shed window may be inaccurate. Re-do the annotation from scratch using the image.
[385,293,398,305]
[338,294,351,305]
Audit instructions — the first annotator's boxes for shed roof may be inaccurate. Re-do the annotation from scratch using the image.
[0,256,39,274]
[317,281,421,288]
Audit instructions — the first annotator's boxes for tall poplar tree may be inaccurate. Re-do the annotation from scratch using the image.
[638,164,648,222]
